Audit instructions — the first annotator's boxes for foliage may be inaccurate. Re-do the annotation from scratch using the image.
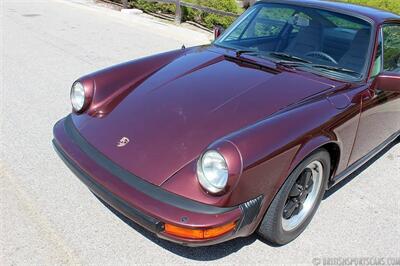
[126,0,241,29]
[117,0,399,29]
[335,0,400,15]
[183,0,241,29]
[128,0,176,15]
[383,25,400,71]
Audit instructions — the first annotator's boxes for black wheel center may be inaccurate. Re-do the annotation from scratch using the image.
[283,168,314,220]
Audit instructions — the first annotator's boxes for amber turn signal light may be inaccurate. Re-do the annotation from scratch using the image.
[164,221,236,239]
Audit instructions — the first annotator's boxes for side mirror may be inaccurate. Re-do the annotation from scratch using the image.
[214,26,225,40]
[374,72,400,93]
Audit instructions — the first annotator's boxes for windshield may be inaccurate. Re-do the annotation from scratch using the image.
[215,3,373,80]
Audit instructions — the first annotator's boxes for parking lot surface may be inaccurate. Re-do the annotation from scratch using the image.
[1,0,399,265]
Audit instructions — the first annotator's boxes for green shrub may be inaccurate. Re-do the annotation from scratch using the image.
[127,0,241,29]
[112,0,400,29]
[128,0,176,15]
[183,0,242,29]
[335,0,400,15]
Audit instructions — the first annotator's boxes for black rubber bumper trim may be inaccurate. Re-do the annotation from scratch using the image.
[57,115,235,215]
[53,140,164,233]
[237,195,263,229]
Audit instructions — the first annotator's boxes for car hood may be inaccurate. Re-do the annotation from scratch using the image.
[76,47,334,186]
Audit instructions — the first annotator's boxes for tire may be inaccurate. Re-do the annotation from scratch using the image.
[257,149,331,245]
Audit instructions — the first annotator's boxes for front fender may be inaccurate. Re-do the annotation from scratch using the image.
[76,49,186,116]
[224,95,349,207]
[288,135,340,187]
[163,96,349,208]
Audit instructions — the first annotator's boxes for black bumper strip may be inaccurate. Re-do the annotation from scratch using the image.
[238,195,263,229]
[53,140,164,233]
[58,115,235,215]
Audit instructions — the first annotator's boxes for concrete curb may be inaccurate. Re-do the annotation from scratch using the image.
[121,8,143,15]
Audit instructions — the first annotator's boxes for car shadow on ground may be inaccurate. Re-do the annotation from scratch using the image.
[323,138,399,199]
[97,196,262,260]
[96,138,398,260]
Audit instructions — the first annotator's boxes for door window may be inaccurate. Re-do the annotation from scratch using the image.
[382,25,400,73]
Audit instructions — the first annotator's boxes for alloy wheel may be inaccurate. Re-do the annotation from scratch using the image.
[281,161,324,231]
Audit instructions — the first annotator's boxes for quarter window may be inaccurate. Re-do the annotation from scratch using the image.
[371,31,383,78]
[382,25,400,73]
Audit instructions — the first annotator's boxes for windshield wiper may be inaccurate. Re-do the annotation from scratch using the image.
[235,49,260,57]
[269,52,312,64]
[276,60,309,68]
[311,65,360,76]
[275,61,361,78]
[224,50,279,73]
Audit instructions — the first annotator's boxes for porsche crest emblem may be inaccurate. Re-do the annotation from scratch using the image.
[117,137,130,148]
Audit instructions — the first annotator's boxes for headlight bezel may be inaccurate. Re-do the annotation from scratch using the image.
[70,81,92,113]
[197,150,229,194]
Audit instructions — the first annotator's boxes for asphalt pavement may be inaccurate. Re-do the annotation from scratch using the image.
[1,0,399,265]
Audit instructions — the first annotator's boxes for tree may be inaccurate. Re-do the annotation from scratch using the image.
[336,0,400,14]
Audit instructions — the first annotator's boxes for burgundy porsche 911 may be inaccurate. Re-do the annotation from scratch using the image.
[53,0,400,246]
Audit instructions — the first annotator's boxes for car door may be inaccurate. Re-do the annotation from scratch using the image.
[348,23,400,165]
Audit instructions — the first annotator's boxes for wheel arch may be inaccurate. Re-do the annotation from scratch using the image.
[321,142,341,182]
[288,135,342,187]
[254,135,342,236]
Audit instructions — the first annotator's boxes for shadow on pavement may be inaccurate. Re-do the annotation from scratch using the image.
[96,195,261,260]
[324,138,399,199]
[96,138,398,260]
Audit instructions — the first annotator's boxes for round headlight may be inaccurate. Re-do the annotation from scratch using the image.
[197,150,229,194]
[70,82,86,112]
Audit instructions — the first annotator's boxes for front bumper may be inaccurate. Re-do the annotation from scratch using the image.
[53,115,263,246]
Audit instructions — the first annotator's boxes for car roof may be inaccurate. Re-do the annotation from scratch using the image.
[257,0,400,25]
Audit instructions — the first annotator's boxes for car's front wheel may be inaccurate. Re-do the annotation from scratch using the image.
[257,149,330,245]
